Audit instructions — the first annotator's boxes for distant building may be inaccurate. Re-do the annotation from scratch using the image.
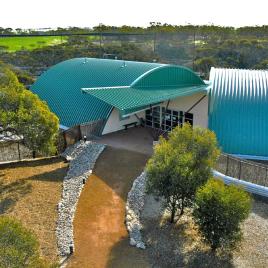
[31,58,268,159]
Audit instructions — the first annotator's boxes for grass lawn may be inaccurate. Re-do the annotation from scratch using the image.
[0,36,67,52]
[0,157,68,263]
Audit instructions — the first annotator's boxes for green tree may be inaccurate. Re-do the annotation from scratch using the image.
[0,216,48,268]
[146,124,220,223]
[194,56,216,79]
[0,63,59,155]
[193,179,251,251]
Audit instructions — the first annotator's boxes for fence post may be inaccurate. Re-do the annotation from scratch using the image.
[226,155,229,176]
[238,160,242,180]
[17,142,21,161]
[63,131,67,149]
[78,125,82,141]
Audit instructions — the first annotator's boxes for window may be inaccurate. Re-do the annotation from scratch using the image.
[145,106,194,130]
[184,112,193,126]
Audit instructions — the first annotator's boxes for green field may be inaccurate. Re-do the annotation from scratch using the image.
[0,36,67,52]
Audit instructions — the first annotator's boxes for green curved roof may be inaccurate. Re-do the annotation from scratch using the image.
[31,58,163,127]
[209,67,268,157]
[31,58,206,127]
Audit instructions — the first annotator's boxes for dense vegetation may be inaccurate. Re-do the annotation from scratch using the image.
[194,179,252,251]
[0,216,50,268]
[146,124,220,223]
[0,62,59,155]
[0,24,267,82]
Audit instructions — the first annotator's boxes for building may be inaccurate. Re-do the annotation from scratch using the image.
[31,57,208,135]
[209,67,268,159]
[31,58,268,159]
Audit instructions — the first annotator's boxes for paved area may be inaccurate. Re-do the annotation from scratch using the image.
[95,126,154,155]
[67,147,150,268]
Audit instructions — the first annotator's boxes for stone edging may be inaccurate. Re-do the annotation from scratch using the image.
[125,171,147,249]
[56,141,106,256]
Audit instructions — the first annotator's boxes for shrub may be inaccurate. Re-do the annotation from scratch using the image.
[193,179,252,251]
[146,124,220,223]
[0,216,48,268]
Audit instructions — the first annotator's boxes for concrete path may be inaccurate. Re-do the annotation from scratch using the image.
[67,146,150,268]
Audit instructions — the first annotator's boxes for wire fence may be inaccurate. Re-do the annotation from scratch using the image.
[216,154,268,187]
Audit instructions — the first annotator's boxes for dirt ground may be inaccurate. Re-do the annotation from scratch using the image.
[0,157,68,263]
[141,194,268,268]
[67,147,150,268]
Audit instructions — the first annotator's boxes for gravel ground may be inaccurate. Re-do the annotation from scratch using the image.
[141,194,268,268]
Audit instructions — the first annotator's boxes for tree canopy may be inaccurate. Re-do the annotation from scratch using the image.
[146,124,220,223]
[193,179,252,251]
[0,216,48,268]
[0,62,59,155]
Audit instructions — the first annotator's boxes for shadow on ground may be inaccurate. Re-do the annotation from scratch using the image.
[0,157,65,170]
[26,166,68,182]
[0,179,32,214]
[93,146,149,201]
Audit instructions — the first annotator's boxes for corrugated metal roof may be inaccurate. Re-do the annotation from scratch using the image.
[31,58,163,127]
[82,64,206,115]
[82,85,207,115]
[209,67,268,157]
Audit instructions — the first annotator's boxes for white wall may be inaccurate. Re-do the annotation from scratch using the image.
[102,109,145,135]
[164,92,208,128]
[102,92,208,135]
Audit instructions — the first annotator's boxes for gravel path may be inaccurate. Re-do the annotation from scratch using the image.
[56,141,105,257]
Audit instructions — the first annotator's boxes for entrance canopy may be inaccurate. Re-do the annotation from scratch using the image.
[82,64,208,116]
[82,85,207,116]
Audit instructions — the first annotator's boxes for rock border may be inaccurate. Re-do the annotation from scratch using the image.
[125,171,147,249]
[56,141,105,256]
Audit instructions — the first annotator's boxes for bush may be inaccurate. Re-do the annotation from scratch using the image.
[193,179,252,251]
[146,124,220,223]
[0,216,48,268]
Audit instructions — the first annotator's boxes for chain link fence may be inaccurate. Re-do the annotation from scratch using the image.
[216,154,268,187]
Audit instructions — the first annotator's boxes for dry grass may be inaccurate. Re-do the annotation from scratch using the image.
[142,194,268,268]
[0,157,68,263]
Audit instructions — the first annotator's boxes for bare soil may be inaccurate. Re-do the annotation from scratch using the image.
[141,194,268,268]
[0,157,68,263]
[67,146,150,268]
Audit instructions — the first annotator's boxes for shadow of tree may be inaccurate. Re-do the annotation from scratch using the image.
[106,236,149,268]
[249,198,268,220]
[26,166,68,182]
[0,157,65,171]
[0,179,32,214]
[186,249,234,268]
[108,208,234,268]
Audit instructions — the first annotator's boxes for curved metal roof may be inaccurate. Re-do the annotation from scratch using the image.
[31,58,205,127]
[31,58,163,127]
[209,67,268,157]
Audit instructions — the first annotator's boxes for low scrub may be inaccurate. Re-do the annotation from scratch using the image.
[193,179,252,251]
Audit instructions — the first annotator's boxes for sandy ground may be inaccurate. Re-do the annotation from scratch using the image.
[141,194,268,268]
[0,157,68,263]
[67,146,150,268]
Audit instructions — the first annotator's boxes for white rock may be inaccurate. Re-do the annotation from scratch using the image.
[136,242,146,249]
[130,238,137,246]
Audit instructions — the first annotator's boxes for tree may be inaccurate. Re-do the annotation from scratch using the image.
[194,57,216,79]
[0,216,48,268]
[146,124,220,223]
[193,179,251,251]
[0,62,59,155]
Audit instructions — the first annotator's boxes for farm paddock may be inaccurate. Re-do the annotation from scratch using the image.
[0,157,68,263]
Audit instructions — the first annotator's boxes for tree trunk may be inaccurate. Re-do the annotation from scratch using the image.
[180,198,185,216]
[170,203,176,223]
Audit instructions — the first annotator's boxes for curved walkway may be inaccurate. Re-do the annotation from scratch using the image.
[67,146,150,268]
